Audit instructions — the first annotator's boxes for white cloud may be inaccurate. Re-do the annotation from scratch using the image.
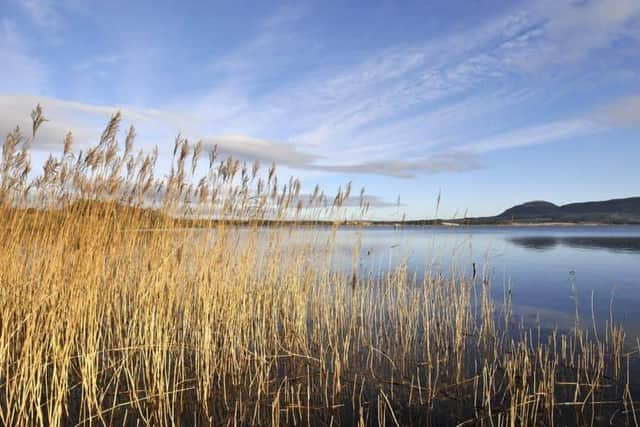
[295,193,401,209]
[0,94,186,152]
[203,134,318,166]
[17,0,63,42]
[0,94,482,177]
[195,0,639,165]
[310,152,481,178]
[462,120,599,153]
[2,0,638,182]
[543,0,640,51]
[74,53,125,72]
[506,0,640,68]
[593,95,640,128]
[179,0,638,164]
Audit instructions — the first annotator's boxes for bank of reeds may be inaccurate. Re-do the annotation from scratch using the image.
[0,106,638,426]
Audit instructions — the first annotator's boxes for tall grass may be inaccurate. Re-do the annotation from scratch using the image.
[0,106,638,426]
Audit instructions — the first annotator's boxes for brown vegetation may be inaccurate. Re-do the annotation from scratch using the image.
[0,106,638,426]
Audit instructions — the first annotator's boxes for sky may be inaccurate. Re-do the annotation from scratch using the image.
[1,0,639,219]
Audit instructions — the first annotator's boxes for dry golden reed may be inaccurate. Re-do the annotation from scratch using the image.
[0,106,638,426]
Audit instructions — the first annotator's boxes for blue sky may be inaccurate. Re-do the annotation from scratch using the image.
[1,0,639,219]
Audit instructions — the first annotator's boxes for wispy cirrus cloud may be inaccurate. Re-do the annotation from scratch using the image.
[167,0,639,172]
[461,120,600,153]
[593,95,640,128]
[2,0,639,183]
[532,0,640,63]
[0,94,480,178]
[15,0,63,42]
[74,53,126,72]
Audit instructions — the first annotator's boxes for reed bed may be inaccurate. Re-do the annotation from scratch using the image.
[0,106,638,426]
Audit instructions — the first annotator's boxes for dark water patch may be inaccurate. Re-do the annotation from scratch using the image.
[509,235,640,253]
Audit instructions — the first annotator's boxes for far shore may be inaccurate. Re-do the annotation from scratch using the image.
[129,220,640,230]
[345,221,640,228]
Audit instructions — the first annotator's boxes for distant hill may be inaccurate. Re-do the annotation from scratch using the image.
[493,197,640,224]
[399,197,640,226]
[498,201,561,220]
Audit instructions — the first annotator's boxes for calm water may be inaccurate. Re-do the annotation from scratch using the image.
[324,225,640,335]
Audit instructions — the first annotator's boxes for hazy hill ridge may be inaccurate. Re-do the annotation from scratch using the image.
[397,197,640,226]
[494,197,640,224]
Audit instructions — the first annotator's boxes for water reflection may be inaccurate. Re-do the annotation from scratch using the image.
[509,236,640,253]
[321,226,640,335]
[172,225,640,334]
